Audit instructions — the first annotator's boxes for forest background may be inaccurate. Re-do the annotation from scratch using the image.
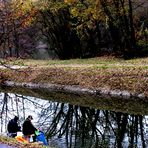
[0,0,147,60]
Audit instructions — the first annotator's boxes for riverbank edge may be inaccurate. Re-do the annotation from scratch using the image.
[0,135,46,148]
[4,81,147,100]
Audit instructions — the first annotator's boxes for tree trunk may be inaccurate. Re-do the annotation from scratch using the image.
[128,0,136,48]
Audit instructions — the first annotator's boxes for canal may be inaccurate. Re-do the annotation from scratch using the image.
[0,87,148,148]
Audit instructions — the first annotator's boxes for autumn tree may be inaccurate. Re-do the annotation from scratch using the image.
[0,0,38,58]
[37,0,110,59]
[69,0,147,58]
[0,0,146,59]
[133,0,148,54]
[36,1,80,59]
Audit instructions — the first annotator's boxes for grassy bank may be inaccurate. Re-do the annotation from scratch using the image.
[0,136,48,148]
[0,57,148,96]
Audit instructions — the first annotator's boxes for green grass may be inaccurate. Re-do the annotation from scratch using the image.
[1,57,148,69]
[4,57,118,66]
[2,57,148,69]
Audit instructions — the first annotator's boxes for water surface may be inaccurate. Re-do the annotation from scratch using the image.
[0,89,148,148]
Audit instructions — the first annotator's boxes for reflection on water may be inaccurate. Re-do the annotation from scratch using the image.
[0,92,148,148]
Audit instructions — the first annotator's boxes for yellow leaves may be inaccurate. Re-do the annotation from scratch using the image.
[7,0,38,28]
[70,0,103,24]
[71,7,79,17]
[11,1,32,16]
[64,0,78,4]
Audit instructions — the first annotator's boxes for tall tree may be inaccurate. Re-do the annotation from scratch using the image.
[0,0,37,58]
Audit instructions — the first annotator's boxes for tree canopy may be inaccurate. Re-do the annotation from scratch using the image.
[0,0,147,59]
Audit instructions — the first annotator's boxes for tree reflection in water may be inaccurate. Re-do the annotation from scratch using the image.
[0,92,148,148]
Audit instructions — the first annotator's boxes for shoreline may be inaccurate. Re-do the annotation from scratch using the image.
[4,81,147,100]
[0,58,148,99]
[1,80,148,115]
